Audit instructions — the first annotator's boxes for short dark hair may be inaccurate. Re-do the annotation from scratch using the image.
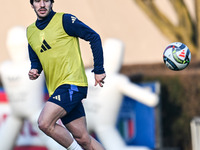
[30,0,54,5]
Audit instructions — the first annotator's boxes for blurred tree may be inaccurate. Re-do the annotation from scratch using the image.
[134,0,200,57]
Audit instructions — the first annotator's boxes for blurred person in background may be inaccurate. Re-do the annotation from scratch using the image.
[27,0,106,150]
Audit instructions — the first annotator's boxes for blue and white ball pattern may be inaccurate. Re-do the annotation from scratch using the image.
[163,42,191,71]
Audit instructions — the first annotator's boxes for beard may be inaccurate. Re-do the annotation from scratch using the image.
[34,6,52,20]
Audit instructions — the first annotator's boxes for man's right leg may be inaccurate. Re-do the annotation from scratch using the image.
[38,101,82,149]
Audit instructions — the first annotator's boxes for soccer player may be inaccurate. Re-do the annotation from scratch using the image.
[27,0,106,150]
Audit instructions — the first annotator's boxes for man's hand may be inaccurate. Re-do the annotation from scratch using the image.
[28,69,40,80]
[94,73,106,87]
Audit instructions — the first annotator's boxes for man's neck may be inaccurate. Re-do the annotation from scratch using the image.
[36,10,56,30]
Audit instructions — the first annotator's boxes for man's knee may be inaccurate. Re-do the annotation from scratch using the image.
[38,119,54,136]
[74,133,91,148]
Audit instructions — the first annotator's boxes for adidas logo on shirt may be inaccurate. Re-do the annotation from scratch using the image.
[40,40,51,53]
[53,95,61,101]
[71,16,76,23]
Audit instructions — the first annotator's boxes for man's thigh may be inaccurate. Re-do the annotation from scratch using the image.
[42,84,87,125]
[38,101,67,125]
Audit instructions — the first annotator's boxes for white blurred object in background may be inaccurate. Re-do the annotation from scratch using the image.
[0,26,65,150]
[190,117,200,150]
[83,38,159,150]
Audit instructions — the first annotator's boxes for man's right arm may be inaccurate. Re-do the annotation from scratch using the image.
[28,69,40,80]
[28,44,43,80]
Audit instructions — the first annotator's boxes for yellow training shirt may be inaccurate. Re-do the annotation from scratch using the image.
[27,13,88,96]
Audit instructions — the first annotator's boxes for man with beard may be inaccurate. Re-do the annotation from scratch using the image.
[27,0,106,149]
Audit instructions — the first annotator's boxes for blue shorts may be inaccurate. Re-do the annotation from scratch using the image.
[48,84,88,125]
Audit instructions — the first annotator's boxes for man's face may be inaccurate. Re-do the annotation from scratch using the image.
[31,0,53,20]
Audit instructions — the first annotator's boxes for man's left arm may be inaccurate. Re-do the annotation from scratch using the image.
[63,14,106,86]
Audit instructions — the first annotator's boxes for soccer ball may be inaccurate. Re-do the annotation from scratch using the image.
[163,42,191,71]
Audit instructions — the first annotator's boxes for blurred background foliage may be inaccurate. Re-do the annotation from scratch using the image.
[134,0,200,58]
[122,61,200,150]
[128,1,200,149]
